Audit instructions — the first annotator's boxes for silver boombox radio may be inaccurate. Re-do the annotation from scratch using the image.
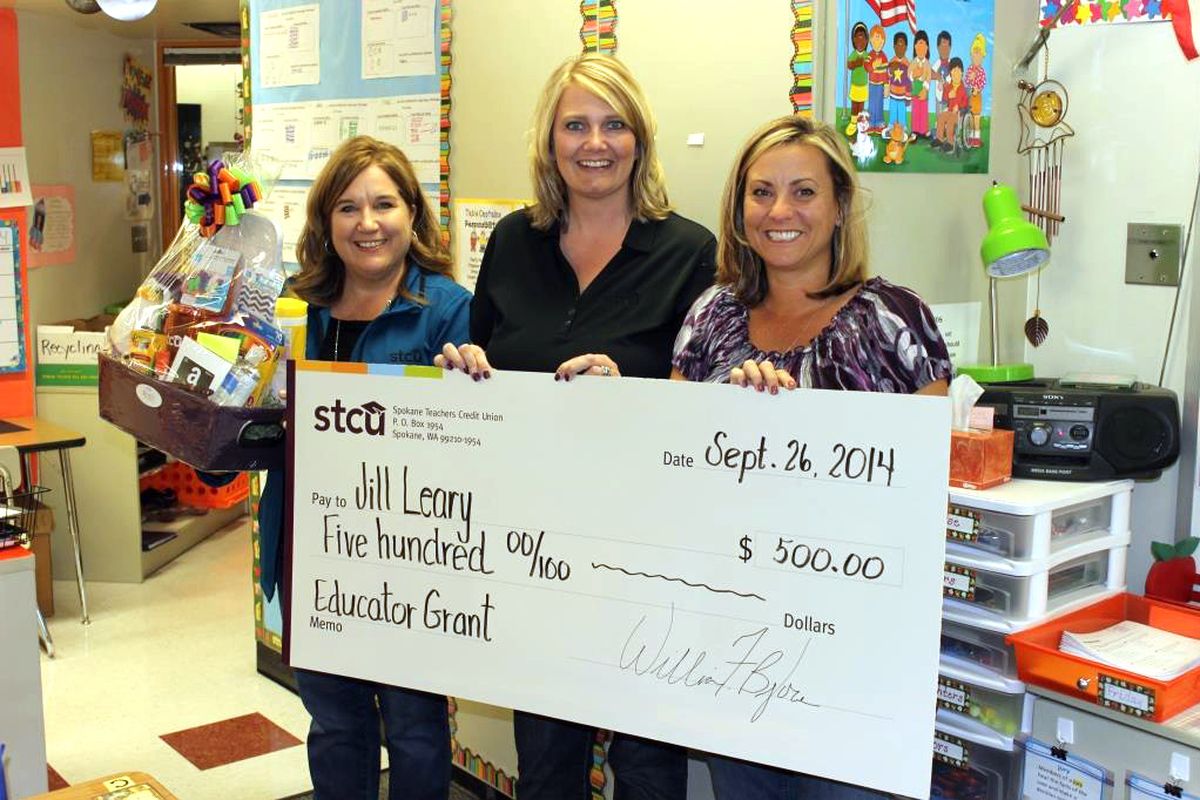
[978,379,1180,481]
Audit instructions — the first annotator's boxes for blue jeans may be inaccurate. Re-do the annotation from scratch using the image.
[708,755,893,800]
[513,710,687,800]
[295,668,450,800]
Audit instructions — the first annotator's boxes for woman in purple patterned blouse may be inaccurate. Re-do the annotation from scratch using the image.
[674,115,951,799]
[672,114,951,399]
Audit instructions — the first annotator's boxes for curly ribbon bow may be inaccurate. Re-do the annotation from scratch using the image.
[183,159,265,237]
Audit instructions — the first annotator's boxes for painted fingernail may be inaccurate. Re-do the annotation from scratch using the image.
[483,371,491,379]
[554,373,562,381]
[770,387,778,395]
[473,373,481,382]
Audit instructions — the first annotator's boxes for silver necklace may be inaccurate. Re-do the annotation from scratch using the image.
[334,319,341,362]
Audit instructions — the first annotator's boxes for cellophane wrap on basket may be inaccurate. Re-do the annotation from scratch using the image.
[107,152,288,409]
[98,152,289,472]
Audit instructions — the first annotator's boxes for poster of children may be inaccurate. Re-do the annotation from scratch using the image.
[836,0,994,174]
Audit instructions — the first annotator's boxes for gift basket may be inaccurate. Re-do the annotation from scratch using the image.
[99,154,294,472]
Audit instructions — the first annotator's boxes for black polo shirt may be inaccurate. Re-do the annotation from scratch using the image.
[470,209,716,378]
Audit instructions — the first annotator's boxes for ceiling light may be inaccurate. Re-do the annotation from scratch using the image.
[96,0,158,21]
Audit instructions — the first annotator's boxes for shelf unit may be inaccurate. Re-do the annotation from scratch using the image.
[34,386,243,583]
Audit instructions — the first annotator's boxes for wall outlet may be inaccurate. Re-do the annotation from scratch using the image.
[1125,223,1182,286]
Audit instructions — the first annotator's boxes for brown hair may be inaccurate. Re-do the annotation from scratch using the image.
[527,53,670,230]
[292,135,451,306]
[717,115,869,306]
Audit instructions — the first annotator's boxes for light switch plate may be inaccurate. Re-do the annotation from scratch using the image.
[1126,223,1182,286]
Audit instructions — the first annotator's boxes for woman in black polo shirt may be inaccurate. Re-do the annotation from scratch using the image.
[437,52,714,800]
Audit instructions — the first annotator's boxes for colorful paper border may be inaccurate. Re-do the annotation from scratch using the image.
[792,0,815,117]
[1040,0,1174,27]
[440,0,453,242]
[580,0,617,54]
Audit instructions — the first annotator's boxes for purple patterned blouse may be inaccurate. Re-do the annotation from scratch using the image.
[672,277,952,393]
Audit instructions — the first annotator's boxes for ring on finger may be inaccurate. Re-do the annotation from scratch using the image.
[600,366,612,376]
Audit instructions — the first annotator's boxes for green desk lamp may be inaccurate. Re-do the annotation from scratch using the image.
[957,182,1050,383]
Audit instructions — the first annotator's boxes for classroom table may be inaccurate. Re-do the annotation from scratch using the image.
[0,416,90,624]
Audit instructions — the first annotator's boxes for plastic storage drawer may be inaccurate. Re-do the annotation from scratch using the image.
[932,712,1024,800]
[937,658,1030,737]
[941,620,1019,679]
[943,542,1128,632]
[946,478,1132,561]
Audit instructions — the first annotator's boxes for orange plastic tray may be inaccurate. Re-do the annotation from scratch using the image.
[1007,592,1200,722]
[140,462,249,510]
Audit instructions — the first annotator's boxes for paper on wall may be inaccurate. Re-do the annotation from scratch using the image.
[0,147,32,208]
[252,95,439,182]
[930,301,982,367]
[260,3,321,88]
[452,199,527,292]
[362,0,437,79]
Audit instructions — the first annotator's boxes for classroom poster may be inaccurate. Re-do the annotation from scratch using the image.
[452,198,525,292]
[27,185,76,268]
[836,0,994,174]
[91,131,125,182]
[0,221,24,372]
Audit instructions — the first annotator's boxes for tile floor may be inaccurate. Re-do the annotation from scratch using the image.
[39,516,318,800]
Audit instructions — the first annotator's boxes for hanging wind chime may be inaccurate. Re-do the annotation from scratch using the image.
[1015,46,1073,347]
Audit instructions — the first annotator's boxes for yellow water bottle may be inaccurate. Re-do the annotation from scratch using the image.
[272,297,308,402]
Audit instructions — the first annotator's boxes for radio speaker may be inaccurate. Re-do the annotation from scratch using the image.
[978,380,1180,481]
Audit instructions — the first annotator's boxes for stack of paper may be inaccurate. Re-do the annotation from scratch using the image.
[1061,620,1200,681]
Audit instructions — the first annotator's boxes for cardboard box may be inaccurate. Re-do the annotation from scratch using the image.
[949,428,1014,490]
[36,314,116,387]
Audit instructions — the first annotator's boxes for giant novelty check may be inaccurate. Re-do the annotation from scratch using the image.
[286,363,951,796]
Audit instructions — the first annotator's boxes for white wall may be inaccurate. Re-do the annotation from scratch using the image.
[17,10,157,327]
[175,63,243,151]
[451,1,1035,335]
[1021,19,1200,589]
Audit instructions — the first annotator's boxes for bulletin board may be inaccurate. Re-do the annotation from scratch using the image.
[247,0,447,269]
[0,219,24,374]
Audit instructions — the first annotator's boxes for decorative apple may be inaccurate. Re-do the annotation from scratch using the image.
[1145,537,1200,604]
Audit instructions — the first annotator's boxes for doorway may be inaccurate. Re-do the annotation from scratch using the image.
[156,41,242,249]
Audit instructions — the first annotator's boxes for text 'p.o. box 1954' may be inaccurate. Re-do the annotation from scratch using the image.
[286,363,950,797]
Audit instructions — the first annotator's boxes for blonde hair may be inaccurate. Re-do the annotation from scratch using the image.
[292,136,451,307]
[717,115,869,306]
[527,53,670,230]
[971,33,987,56]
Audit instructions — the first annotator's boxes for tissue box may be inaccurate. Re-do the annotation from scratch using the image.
[950,428,1014,490]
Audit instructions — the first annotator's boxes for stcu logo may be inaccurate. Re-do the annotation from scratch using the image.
[313,399,387,436]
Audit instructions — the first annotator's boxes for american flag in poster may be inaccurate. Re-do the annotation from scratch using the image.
[867,0,917,30]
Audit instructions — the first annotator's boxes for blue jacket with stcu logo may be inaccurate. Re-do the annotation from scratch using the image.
[258,264,470,602]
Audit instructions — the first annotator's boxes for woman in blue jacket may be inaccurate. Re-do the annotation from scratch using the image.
[259,135,470,800]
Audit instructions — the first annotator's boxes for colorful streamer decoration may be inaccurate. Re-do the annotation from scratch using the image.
[183,160,262,238]
[791,0,815,117]
[580,0,617,54]
[439,0,453,242]
[1038,0,1196,60]
[1040,0,1173,26]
